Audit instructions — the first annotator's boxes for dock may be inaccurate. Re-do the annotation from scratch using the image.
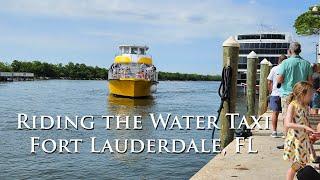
[0,72,34,81]
[191,111,320,180]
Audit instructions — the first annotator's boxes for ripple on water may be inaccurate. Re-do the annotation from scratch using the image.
[0,80,248,179]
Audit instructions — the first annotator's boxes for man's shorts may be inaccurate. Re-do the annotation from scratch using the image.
[311,92,320,109]
[269,96,282,112]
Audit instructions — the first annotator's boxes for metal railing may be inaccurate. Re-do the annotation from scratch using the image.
[108,67,158,82]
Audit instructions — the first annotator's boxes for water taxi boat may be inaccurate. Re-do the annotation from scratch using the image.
[108,45,158,98]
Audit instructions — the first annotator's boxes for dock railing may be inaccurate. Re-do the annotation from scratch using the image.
[0,72,34,81]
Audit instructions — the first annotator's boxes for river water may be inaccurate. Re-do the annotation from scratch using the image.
[0,80,248,179]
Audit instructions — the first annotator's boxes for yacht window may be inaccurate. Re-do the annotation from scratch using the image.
[123,47,130,54]
[139,48,145,55]
[266,43,271,48]
[131,47,138,54]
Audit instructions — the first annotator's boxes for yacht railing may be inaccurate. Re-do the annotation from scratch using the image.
[108,65,158,82]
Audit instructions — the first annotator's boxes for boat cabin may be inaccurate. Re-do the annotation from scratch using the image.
[119,45,149,55]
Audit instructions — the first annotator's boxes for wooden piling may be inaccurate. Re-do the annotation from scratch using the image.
[246,51,258,124]
[258,58,270,115]
[220,36,239,148]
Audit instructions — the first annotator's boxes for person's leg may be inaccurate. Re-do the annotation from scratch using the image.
[269,96,279,135]
[287,163,302,180]
[286,168,295,180]
[271,111,278,132]
[281,96,289,133]
[271,111,281,137]
[312,92,320,115]
[277,96,288,149]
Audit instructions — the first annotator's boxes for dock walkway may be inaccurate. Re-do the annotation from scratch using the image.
[0,72,34,81]
[191,111,320,180]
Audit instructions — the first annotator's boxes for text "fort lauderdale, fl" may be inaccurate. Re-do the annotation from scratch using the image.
[17,113,270,154]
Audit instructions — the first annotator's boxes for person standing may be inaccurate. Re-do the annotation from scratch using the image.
[283,82,316,180]
[311,64,320,114]
[267,54,287,137]
[276,42,313,149]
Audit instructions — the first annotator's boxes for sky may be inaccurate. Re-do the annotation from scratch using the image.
[0,0,319,75]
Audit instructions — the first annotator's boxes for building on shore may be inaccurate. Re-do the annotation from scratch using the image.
[0,72,34,81]
[235,32,292,84]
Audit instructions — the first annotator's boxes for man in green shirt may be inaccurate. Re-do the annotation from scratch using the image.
[278,43,313,97]
[276,42,313,149]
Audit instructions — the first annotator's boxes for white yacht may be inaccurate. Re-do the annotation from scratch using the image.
[236,32,292,84]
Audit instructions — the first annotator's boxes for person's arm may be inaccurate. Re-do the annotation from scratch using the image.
[308,65,313,84]
[267,68,274,93]
[267,80,273,94]
[277,75,284,84]
[308,75,313,84]
[284,103,315,133]
[277,63,285,84]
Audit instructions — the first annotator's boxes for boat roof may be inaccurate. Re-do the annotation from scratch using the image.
[236,32,290,36]
[119,45,149,50]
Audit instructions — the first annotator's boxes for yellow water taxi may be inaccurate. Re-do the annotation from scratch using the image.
[108,45,158,98]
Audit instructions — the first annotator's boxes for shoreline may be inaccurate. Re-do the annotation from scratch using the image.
[0,78,222,82]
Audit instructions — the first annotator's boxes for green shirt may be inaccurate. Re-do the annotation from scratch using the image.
[278,55,312,97]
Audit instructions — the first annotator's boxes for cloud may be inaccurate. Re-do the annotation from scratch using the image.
[0,0,317,72]
[0,0,271,43]
[249,0,256,4]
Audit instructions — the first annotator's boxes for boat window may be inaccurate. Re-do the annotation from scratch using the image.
[238,34,260,40]
[239,57,246,63]
[266,43,271,48]
[139,48,145,55]
[121,47,129,54]
[131,47,138,54]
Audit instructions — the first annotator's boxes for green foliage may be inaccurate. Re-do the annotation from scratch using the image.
[0,60,221,81]
[2,60,108,80]
[158,71,221,81]
[294,10,320,36]
[0,62,12,71]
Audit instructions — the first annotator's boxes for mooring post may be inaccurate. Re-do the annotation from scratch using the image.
[246,51,258,124]
[258,58,269,115]
[220,36,239,148]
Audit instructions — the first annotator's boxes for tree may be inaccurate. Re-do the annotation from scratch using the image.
[1,60,219,81]
[11,60,22,72]
[294,6,320,36]
[0,62,12,71]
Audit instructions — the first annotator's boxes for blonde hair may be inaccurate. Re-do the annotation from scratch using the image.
[287,81,313,104]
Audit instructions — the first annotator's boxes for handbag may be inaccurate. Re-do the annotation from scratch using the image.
[296,165,320,180]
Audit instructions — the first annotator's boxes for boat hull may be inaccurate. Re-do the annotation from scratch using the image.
[108,79,152,97]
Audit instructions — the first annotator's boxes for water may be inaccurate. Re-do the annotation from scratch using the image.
[0,80,247,179]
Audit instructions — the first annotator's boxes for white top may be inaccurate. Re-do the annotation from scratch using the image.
[247,51,257,59]
[222,36,240,47]
[267,65,280,96]
[260,58,269,65]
